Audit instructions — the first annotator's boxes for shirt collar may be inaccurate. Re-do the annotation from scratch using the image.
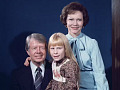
[30,61,45,77]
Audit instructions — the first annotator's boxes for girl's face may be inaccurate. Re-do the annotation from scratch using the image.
[66,11,83,37]
[50,45,65,62]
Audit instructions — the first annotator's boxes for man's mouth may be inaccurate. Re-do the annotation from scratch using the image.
[35,56,42,59]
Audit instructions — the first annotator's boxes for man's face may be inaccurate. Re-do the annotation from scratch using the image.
[27,38,46,66]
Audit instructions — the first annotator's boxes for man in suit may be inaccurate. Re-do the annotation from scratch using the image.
[10,33,52,90]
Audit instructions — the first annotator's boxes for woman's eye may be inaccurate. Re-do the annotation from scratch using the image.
[69,19,73,21]
[78,19,82,21]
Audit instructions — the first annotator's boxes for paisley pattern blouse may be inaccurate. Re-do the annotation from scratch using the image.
[46,58,79,90]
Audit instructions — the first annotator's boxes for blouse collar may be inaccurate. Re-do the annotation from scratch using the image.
[66,32,83,39]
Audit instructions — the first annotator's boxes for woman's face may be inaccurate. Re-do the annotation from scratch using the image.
[50,45,65,62]
[66,11,83,37]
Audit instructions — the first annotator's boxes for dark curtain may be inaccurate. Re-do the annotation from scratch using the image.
[112,0,120,90]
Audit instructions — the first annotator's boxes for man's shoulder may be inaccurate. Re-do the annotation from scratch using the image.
[45,59,52,68]
[12,65,31,76]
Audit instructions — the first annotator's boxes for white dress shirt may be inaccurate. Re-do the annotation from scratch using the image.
[30,61,45,82]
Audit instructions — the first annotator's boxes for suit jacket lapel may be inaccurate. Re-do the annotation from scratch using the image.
[41,60,52,90]
[23,66,35,90]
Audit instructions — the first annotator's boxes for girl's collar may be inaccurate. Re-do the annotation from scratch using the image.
[56,57,67,66]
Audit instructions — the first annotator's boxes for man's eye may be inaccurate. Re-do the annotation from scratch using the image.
[41,47,45,50]
[33,47,37,50]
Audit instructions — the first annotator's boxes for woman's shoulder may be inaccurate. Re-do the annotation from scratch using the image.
[82,33,98,46]
[82,33,96,41]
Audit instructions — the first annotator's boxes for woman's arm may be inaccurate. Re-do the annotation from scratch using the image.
[91,39,109,90]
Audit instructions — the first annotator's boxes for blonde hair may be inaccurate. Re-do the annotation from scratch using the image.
[48,32,77,64]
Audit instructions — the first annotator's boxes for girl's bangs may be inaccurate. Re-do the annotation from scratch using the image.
[49,38,64,46]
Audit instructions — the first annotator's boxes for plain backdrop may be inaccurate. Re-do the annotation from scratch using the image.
[0,0,112,90]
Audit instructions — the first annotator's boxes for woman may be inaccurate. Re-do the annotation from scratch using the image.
[60,2,109,90]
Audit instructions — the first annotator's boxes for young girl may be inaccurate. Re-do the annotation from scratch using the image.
[46,32,80,90]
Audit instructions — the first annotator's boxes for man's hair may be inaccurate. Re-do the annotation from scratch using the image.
[25,33,47,51]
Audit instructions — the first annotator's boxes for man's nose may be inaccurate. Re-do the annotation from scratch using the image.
[36,48,41,53]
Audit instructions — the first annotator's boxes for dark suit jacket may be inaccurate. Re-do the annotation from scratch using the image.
[10,60,52,90]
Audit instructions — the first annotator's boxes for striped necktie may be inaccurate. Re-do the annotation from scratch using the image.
[35,67,42,90]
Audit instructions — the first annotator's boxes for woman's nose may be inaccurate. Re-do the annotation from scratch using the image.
[73,20,78,25]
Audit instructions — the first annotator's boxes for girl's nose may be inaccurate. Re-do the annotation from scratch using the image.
[54,49,58,54]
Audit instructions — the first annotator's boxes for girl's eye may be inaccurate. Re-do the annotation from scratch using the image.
[58,47,61,49]
[50,48,54,49]
[57,47,62,49]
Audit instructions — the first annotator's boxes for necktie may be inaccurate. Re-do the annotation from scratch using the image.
[35,67,42,90]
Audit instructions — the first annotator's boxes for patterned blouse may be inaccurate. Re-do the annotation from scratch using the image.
[46,58,80,90]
